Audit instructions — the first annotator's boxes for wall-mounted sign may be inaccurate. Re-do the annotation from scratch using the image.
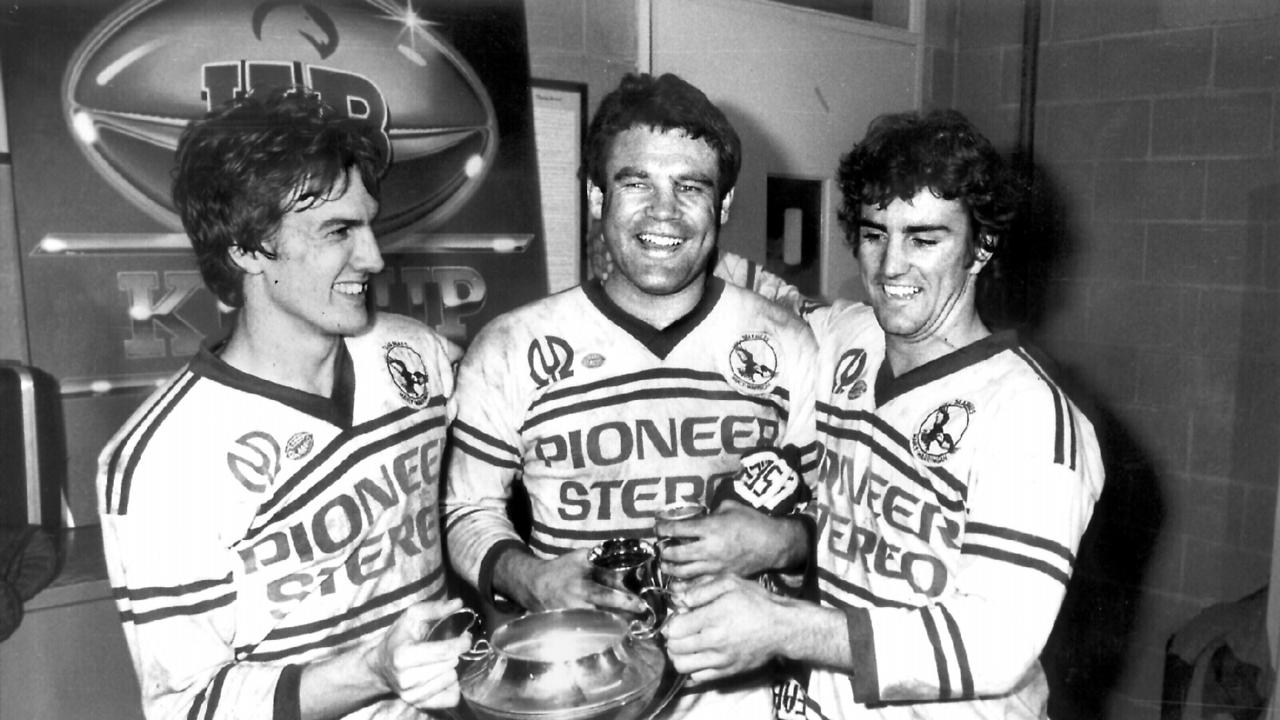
[0,0,545,524]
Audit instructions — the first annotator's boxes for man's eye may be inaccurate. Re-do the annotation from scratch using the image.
[912,236,939,247]
[328,226,350,239]
[860,230,885,243]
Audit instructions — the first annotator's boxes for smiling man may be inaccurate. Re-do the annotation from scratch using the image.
[665,110,1106,719]
[98,89,470,720]
[444,73,818,719]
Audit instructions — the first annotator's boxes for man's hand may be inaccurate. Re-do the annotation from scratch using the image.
[366,599,473,710]
[663,574,789,684]
[657,502,806,580]
[496,548,647,614]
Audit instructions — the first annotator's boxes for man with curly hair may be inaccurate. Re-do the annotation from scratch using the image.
[664,109,1105,719]
[98,88,470,720]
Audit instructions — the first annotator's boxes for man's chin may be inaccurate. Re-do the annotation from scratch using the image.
[332,310,376,337]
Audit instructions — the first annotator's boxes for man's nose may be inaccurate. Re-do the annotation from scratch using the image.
[879,236,909,276]
[646,187,679,219]
[352,227,385,274]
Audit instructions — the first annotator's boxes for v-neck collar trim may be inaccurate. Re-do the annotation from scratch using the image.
[191,341,357,427]
[873,330,1018,407]
[583,276,724,360]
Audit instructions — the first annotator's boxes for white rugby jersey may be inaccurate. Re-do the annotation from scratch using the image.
[444,277,818,720]
[805,301,1103,719]
[98,313,456,720]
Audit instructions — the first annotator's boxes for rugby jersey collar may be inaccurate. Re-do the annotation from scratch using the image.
[583,276,725,360]
[191,341,357,427]
[873,330,1019,407]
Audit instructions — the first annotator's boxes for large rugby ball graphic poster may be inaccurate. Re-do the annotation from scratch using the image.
[0,0,543,523]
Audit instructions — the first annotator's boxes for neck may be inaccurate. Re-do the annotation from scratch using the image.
[220,312,343,397]
[602,276,705,330]
[884,313,990,376]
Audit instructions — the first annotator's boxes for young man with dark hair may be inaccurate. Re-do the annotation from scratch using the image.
[665,109,1104,719]
[98,88,469,720]
[444,72,819,718]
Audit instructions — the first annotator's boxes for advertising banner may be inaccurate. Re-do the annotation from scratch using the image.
[0,0,544,523]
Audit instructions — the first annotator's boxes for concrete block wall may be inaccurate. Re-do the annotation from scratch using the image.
[950,1,1280,717]
[525,0,639,116]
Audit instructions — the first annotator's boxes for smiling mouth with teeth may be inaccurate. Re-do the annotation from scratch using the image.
[883,285,920,299]
[333,281,367,296]
[637,232,684,248]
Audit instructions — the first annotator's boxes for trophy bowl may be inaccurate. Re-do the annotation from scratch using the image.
[458,607,670,720]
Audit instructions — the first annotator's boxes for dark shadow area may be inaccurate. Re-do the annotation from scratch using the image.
[982,163,1164,719]
[0,362,67,643]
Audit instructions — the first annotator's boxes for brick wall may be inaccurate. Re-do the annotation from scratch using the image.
[950,1,1280,717]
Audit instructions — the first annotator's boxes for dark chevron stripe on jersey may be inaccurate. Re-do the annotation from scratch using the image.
[253,399,443,523]
[113,572,236,626]
[816,567,915,609]
[250,566,444,645]
[529,367,786,409]
[939,605,975,698]
[919,605,976,701]
[113,572,232,602]
[120,591,237,626]
[522,385,788,434]
[241,569,446,662]
[921,609,951,698]
[442,505,489,532]
[451,420,522,469]
[818,401,967,499]
[193,663,233,720]
[797,439,822,474]
[245,412,447,540]
[527,519,652,555]
[818,420,965,513]
[963,522,1075,586]
[1012,347,1079,470]
[102,371,199,515]
[247,615,399,663]
[804,693,837,720]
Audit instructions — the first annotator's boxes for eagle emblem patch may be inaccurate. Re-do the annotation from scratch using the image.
[728,333,779,393]
[912,400,974,463]
[384,341,430,406]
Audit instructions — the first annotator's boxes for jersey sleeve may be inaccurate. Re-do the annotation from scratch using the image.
[849,381,1104,704]
[442,318,528,599]
[99,447,290,720]
[779,322,820,492]
[714,252,834,333]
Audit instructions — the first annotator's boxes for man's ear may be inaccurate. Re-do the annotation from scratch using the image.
[719,187,735,225]
[969,233,996,274]
[229,245,266,275]
[588,184,604,221]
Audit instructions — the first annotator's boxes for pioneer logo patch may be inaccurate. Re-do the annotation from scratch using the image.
[913,400,974,463]
[528,335,574,389]
[384,341,430,406]
[227,431,280,493]
[833,348,868,400]
[728,333,778,393]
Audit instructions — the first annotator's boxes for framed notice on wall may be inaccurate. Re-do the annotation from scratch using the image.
[531,79,587,293]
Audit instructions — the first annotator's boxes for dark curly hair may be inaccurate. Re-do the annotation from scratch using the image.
[583,73,740,200]
[836,109,1019,264]
[172,87,386,308]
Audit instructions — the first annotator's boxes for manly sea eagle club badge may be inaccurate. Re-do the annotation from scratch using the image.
[912,399,974,463]
[384,342,430,406]
[728,333,779,393]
